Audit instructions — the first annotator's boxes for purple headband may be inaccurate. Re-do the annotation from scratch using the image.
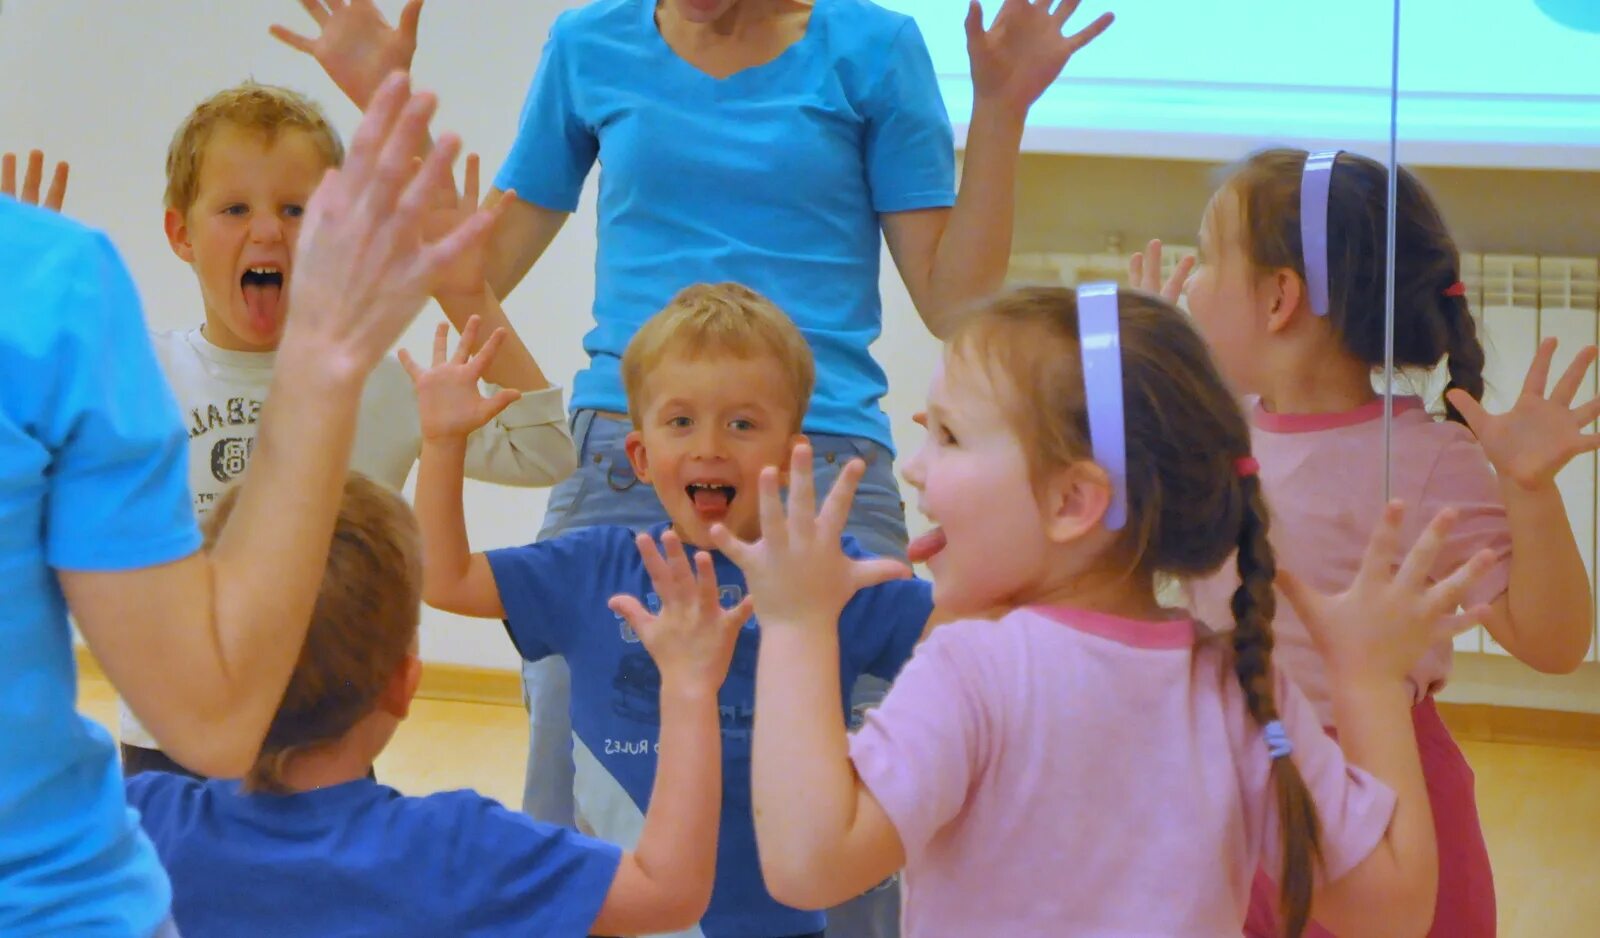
[1300,149,1341,317]
[1077,282,1127,531]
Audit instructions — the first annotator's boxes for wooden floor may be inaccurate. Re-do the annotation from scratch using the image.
[80,678,1599,937]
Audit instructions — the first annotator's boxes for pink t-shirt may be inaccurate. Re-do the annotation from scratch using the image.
[848,607,1398,938]
[1189,397,1512,727]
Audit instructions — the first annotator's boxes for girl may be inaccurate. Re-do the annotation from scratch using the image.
[1141,149,1597,937]
[713,286,1495,936]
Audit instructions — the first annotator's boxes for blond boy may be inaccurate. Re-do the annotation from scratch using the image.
[417,283,934,938]
[120,82,577,775]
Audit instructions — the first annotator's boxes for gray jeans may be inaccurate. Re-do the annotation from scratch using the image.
[521,410,907,938]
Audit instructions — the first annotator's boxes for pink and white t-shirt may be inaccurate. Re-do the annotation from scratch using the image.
[848,607,1397,938]
[1189,397,1512,727]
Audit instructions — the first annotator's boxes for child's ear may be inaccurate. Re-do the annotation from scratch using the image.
[164,208,195,263]
[1264,267,1306,334]
[624,428,651,483]
[379,653,424,720]
[1042,461,1114,544]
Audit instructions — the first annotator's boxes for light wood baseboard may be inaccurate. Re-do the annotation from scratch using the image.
[76,646,1600,747]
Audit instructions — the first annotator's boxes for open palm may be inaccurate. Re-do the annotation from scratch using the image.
[1447,338,1600,491]
[272,0,423,109]
[966,0,1114,115]
[398,317,521,440]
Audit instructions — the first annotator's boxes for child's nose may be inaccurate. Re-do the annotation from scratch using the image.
[248,214,284,243]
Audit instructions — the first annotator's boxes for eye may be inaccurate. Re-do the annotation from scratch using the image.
[222,204,248,217]
[666,416,692,429]
[729,418,755,432]
[939,424,958,446]
[283,204,305,219]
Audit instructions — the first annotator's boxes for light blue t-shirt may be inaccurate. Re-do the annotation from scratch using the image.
[128,775,623,937]
[0,199,200,935]
[496,0,957,452]
[487,522,933,937]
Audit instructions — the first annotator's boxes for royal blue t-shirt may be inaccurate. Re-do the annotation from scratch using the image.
[487,523,933,938]
[0,199,200,935]
[496,0,956,452]
[127,774,622,937]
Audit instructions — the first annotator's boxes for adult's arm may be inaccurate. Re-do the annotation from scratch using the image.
[60,75,494,778]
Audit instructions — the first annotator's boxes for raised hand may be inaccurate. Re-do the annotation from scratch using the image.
[283,72,496,381]
[1278,503,1496,686]
[609,531,752,695]
[424,153,506,309]
[1128,238,1192,304]
[2,150,69,212]
[1446,338,1600,491]
[399,317,521,440]
[712,444,912,630]
[271,0,423,110]
[966,0,1114,116]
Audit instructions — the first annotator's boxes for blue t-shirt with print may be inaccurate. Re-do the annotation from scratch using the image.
[0,199,200,935]
[487,522,932,938]
[495,0,956,452]
[127,774,622,937]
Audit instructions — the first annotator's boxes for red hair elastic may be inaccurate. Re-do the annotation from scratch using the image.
[1443,281,1467,297]
[1235,456,1260,478]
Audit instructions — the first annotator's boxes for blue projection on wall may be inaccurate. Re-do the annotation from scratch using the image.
[881,0,1600,169]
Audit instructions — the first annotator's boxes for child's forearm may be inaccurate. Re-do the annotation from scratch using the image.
[1496,481,1593,671]
[629,679,722,917]
[1316,678,1437,936]
[436,288,550,391]
[751,623,858,895]
[416,437,477,608]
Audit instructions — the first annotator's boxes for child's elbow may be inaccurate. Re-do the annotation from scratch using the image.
[760,856,835,912]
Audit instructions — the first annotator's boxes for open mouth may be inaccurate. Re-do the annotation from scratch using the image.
[908,525,947,564]
[240,266,285,332]
[686,482,737,515]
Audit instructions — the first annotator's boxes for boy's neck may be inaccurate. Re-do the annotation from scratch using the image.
[200,319,278,355]
[274,721,388,793]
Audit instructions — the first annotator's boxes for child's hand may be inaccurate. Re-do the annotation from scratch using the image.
[1447,337,1600,492]
[2,150,69,213]
[398,317,521,441]
[712,443,912,630]
[1278,502,1496,687]
[271,0,423,110]
[609,531,751,695]
[423,154,504,311]
[966,0,1114,116]
[1128,239,1192,304]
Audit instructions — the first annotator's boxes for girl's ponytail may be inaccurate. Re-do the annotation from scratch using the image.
[1230,474,1323,938]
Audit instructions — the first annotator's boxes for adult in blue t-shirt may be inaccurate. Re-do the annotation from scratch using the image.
[486,521,934,938]
[126,774,622,937]
[0,80,490,935]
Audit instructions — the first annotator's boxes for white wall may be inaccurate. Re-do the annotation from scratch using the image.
[0,0,941,670]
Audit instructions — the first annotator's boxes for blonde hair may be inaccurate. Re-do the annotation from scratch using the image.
[203,473,422,795]
[164,81,344,216]
[621,282,815,430]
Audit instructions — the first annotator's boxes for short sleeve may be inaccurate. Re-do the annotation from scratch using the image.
[862,20,957,214]
[1416,435,1511,609]
[494,13,599,213]
[839,538,934,681]
[487,529,612,660]
[849,625,987,857]
[439,792,622,936]
[1257,669,1397,883]
[42,230,199,571]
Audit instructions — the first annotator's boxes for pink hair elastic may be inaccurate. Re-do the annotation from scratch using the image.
[1235,456,1260,478]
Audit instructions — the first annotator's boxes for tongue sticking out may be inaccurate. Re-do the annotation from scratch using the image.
[907,527,947,564]
[241,282,282,334]
[691,487,732,515]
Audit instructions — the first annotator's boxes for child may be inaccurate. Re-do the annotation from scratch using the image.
[418,282,937,938]
[717,285,1498,936]
[119,81,579,777]
[128,468,737,936]
[1143,148,1596,937]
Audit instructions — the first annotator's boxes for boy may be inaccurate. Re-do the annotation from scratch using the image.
[128,470,736,936]
[120,81,579,776]
[419,283,936,938]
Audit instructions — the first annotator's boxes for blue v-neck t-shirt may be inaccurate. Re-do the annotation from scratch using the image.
[496,0,956,452]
